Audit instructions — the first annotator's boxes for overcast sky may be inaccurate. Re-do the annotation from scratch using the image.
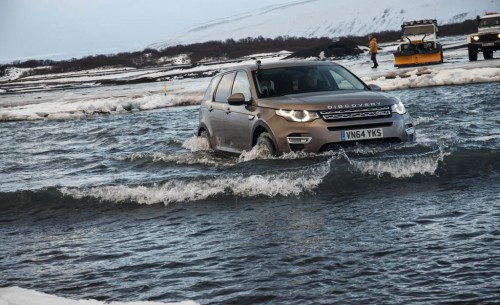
[0,0,291,63]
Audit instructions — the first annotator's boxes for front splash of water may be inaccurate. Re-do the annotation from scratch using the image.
[60,158,332,205]
[342,144,450,178]
[182,135,211,152]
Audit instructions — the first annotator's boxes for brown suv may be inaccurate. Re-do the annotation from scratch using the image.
[198,61,415,155]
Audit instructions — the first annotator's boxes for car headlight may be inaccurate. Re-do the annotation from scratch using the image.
[275,109,319,122]
[472,35,480,41]
[498,33,500,39]
[391,101,406,115]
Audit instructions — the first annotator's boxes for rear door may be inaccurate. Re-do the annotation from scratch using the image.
[212,72,236,150]
[225,71,253,152]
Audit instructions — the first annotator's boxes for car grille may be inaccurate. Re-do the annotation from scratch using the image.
[319,105,392,122]
[476,34,499,42]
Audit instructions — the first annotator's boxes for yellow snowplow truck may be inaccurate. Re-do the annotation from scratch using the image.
[393,19,443,67]
[468,12,500,61]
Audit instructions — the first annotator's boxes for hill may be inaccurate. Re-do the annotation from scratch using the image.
[148,0,498,49]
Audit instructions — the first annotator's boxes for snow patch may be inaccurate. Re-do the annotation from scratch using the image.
[362,67,500,91]
[0,287,199,305]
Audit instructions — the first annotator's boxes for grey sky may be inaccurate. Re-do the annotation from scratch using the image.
[0,0,291,63]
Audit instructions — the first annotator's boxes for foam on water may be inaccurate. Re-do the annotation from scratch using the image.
[181,135,211,152]
[238,139,337,162]
[60,159,331,205]
[238,141,274,162]
[0,287,199,305]
[115,151,235,167]
[412,116,437,126]
[344,146,449,178]
[114,136,234,167]
[470,134,500,142]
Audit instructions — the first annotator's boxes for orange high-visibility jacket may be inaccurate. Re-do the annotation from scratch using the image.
[369,38,378,54]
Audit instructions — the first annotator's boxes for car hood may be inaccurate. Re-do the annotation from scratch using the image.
[255,90,399,110]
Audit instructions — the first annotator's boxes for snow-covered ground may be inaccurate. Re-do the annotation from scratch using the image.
[0,287,198,305]
[0,36,499,122]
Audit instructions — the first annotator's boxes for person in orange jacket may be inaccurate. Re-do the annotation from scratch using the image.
[368,35,378,68]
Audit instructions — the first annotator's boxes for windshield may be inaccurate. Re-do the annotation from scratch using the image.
[253,65,367,98]
[480,17,500,28]
[403,25,435,36]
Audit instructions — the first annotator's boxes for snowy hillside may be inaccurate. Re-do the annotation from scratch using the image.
[149,0,499,49]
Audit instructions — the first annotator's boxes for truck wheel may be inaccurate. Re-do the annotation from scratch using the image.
[483,48,494,60]
[468,46,478,61]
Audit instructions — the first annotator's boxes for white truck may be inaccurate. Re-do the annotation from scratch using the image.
[467,12,500,61]
[393,19,443,67]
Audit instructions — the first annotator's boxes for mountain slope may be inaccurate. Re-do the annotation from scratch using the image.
[149,0,499,49]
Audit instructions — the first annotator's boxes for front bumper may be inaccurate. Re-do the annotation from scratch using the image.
[468,41,500,50]
[268,114,415,154]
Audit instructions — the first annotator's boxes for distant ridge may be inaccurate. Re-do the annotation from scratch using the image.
[148,0,498,49]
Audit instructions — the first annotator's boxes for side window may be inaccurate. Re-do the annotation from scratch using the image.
[202,75,221,102]
[214,72,236,103]
[232,71,252,101]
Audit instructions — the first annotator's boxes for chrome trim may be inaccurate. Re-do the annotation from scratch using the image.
[287,137,312,144]
[320,106,392,121]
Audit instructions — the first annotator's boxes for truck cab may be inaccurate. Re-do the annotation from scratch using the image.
[468,12,500,61]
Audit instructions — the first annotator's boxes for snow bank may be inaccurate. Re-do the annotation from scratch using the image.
[1,47,499,122]
[0,287,199,305]
[0,79,209,122]
[0,92,204,122]
[362,67,500,91]
[0,67,27,82]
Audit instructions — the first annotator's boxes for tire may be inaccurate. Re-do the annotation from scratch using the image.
[200,130,212,150]
[256,133,277,157]
[483,48,494,60]
[468,46,478,61]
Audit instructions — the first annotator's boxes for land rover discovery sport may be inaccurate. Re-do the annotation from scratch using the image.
[197,61,415,155]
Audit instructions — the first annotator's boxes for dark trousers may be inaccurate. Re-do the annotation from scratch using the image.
[371,53,378,67]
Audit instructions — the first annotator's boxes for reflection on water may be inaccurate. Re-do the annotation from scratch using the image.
[0,83,499,304]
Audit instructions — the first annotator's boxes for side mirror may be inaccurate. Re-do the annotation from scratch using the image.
[227,93,248,105]
[368,84,382,91]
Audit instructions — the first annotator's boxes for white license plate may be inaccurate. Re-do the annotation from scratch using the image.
[482,42,494,46]
[341,128,383,141]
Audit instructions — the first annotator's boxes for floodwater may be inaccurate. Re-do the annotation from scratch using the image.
[1,82,499,304]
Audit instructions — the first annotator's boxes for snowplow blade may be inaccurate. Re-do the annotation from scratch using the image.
[394,49,443,67]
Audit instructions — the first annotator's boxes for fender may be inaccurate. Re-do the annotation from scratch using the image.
[251,120,280,153]
[197,122,209,136]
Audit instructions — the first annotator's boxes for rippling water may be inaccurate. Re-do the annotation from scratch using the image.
[1,82,499,304]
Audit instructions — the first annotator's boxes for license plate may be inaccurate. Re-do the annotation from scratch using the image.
[341,128,383,141]
[482,42,494,46]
